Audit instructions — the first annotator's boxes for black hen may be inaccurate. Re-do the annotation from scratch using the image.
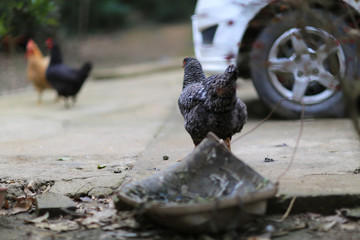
[178,57,247,150]
[45,39,92,107]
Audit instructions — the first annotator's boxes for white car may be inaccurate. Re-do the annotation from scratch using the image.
[192,0,360,118]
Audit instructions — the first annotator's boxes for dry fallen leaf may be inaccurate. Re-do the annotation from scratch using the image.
[24,212,49,224]
[341,208,360,219]
[11,199,33,215]
[4,199,9,209]
[36,220,79,232]
[81,208,116,227]
[27,180,37,192]
[81,216,101,227]
[24,187,36,197]
[321,221,337,231]
[116,212,139,229]
[339,223,358,231]
[42,184,51,194]
[85,223,100,229]
[102,223,123,231]
[323,214,347,224]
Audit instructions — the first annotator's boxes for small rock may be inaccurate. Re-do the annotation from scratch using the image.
[114,169,122,174]
[353,168,360,174]
[264,157,275,162]
[275,143,287,147]
[36,192,77,217]
[57,157,72,161]
[163,155,169,160]
[265,224,275,233]
[148,168,160,171]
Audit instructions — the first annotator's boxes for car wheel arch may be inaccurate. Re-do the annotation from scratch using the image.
[236,0,360,80]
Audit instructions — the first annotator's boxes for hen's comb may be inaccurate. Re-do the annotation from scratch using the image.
[45,38,54,49]
[26,39,34,49]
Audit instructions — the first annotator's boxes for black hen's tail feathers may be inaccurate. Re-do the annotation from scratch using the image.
[77,62,92,81]
[224,64,238,81]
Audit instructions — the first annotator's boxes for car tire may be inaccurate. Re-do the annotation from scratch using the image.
[249,9,357,118]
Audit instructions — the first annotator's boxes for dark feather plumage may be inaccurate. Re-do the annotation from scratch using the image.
[178,57,247,148]
[46,41,92,107]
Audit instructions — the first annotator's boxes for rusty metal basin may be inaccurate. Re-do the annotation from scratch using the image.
[115,132,277,233]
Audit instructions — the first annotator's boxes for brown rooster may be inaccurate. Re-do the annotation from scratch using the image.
[26,39,52,104]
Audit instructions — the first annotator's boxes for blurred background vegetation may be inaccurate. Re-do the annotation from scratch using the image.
[0,0,196,53]
[0,0,196,93]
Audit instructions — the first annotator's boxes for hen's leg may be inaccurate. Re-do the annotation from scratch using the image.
[37,90,43,105]
[71,96,77,106]
[54,94,60,103]
[64,98,71,108]
[225,138,231,150]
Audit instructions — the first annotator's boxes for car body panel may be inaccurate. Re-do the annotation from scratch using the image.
[192,0,360,74]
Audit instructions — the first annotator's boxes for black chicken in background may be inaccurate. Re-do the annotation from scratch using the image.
[45,38,92,108]
[178,57,247,150]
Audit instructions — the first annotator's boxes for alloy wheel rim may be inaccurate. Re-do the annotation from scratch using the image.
[267,27,345,105]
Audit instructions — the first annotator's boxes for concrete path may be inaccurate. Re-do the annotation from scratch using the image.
[0,68,182,196]
[126,77,360,196]
[0,64,359,199]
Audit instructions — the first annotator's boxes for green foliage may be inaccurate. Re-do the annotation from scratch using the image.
[127,0,196,23]
[60,0,196,35]
[0,15,6,37]
[0,0,197,37]
[91,0,130,28]
[60,0,131,34]
[0,0,59,38]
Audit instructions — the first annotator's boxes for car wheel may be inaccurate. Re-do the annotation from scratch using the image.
[249,9,357,118]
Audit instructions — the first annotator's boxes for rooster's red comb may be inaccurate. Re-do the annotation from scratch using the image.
[26,39,35,50]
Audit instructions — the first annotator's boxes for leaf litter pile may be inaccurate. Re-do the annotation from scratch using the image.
[1,178,360,239]
[1,179,53,215]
